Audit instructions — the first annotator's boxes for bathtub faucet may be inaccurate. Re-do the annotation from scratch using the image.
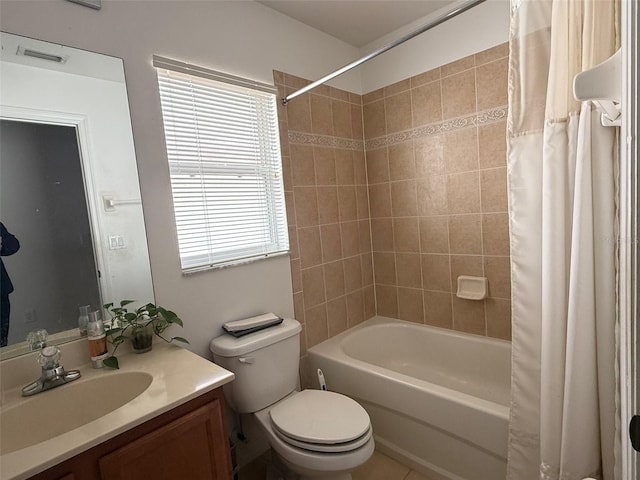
[21,346,81,397]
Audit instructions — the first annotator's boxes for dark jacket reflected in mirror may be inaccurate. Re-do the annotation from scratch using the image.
[1,222,20,347]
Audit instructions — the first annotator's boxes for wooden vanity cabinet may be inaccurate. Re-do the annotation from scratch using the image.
[29,388,233,480]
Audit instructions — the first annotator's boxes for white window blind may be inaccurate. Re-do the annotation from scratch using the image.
[154,56,289,273]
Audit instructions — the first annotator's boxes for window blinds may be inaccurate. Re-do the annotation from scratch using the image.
[154,56,289,272]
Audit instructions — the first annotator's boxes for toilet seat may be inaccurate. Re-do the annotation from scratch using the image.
[269,390,372,453]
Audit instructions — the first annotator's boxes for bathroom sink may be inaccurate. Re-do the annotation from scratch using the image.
[0,371,153,455]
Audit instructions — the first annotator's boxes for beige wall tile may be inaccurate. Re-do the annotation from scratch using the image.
[363,99,386,139]
[442,69,476,119]
[441,55,475,77]
[298,226,323,269]
[281,154,293,191]
[338,186,358,222]
[302,265,326,308]
[356,185,370,220]
[410,67,440,87]
[482,213,510,255]
[353,150,367,185]
[311,94,334,136]
[376,285,398,318]
[421,254,451,292]
[320,223,343,262]
[293,291,305,323]
[335,149,355,185]
[324,260,345,301]
[480,167,508,213]
[419,216,449,254]
[350,92,363,105]
[446,172,480,214]
[385,91,413,134]
[411,81,443,126]
[344,255,363,293]
[369,183,392,218]
[391,180,418,217]
[361,253,374,286]
[358,220,372,253]
[363,88,384,105]
[389,141,416,181]
[294,186,319,226]
[396,252,422,288]
[478,121,507,169]
[341,221,360,258]
[317,186,339,224]
[299,322,308,355]
[288,226,299,260]
[373,251,397,285]
[305,303,328,348]
[290,258,302,293]
[476,58,508,110]
[484,255,511,299]
[452,296,486,335]
[450,255,484,291]
[371,218,394,251]
[398,288,425,323]
[347,290,365,327]
[475,42,509,66]
[284,74,310,89]
[327,297,348,337]
[444,127,479,174]
[286,94,312,132]
[415,135,445,177]
[332,100,352,138]
[393,217,420,253]
[363,285,376,319]
[486,297,512,340]
[424,291,453,329]
[291,144,316,186]
[314,147,336,185]
[285,191,296,227]
[366,148,390,184]
[384,78,411,97]
[448,214,482,254]
[416,176,448,216]
[351,104,364,140]
[330,87,350,102]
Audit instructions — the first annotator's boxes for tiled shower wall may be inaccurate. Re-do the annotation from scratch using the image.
[274,72,374,354]
[276,41,512,351]
[363,43,511,339]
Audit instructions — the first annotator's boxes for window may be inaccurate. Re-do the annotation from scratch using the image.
[154,56,289,273]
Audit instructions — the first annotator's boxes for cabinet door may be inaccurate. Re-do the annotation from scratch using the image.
[98,400,232,480]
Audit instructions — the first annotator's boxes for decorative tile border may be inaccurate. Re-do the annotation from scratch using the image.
[365,105,508,151]
[287,132,364,151]
[287,105,507,152]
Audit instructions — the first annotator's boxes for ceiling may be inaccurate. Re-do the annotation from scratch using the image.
[256,0,458,48]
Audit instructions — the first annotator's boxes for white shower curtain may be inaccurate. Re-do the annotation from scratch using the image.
[506,1,620,479]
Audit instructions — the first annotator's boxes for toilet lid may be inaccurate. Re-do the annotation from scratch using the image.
[269,390,371,445]
[272,423,373,453]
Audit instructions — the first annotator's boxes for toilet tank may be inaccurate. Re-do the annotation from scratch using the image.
[210,318,301,413]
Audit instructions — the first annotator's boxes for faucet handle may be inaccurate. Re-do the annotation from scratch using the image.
[38,345,61,369]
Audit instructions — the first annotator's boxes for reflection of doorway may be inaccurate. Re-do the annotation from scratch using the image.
[0,119,101,345]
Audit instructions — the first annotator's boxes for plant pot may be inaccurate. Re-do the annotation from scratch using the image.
[131,322,153,354]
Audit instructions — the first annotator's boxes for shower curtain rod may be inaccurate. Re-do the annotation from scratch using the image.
[282,0,487,105]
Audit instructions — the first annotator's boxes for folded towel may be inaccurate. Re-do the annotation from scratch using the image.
[222,313,283,337]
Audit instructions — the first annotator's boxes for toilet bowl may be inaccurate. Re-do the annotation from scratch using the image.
[210,318,374,479]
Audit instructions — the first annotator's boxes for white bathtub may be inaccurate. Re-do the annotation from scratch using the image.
[307,316,511,480]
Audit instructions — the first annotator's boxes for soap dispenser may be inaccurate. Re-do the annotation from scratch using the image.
[87,310,108,368]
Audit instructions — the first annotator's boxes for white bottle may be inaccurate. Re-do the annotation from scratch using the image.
[87,310,108,368]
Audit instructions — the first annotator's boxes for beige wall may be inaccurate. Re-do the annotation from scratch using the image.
[363,43,512,340]
[275,72,374,354]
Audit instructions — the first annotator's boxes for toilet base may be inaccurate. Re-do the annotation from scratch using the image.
[268,450,352,480]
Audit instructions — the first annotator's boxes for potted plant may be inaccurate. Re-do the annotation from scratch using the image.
[103,300,188,369]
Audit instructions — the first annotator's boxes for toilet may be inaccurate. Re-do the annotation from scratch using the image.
[210,318,374,480]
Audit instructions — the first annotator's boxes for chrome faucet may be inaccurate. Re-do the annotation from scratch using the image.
[21,346,81,397]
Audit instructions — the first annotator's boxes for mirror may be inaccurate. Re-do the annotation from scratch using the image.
[0,32,154,358]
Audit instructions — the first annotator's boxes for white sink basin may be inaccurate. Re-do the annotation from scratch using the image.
[0,371,152,455]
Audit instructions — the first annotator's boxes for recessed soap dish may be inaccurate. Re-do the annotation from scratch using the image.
[456,276,488,300]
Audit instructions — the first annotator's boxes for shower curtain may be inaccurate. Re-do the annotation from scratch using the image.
[506,1,620,479]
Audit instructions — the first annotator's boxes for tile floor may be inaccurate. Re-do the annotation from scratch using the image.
[237,450,437,480]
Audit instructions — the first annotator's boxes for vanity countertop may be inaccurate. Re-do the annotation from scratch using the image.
[0,342,234,480]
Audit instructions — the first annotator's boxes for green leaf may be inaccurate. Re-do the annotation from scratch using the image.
[103,302,114,310]
[120,300,136,307]
[103,356,120,369]
[171,317,184,327]
[171,336,189,344]
[105,327,122,336]
[124,312,137,321]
